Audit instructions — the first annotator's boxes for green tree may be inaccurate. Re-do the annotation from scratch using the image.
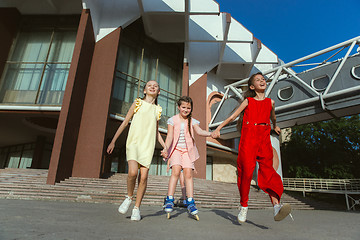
[281,115,360,178]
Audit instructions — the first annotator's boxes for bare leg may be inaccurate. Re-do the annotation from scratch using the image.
[270,195,279,205]
[127,160,139,197]
[167,165,182,196]
[134,166,149,208]
[183,168,194,198]
[179,171,186,199]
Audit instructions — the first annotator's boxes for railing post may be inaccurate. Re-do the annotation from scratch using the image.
[345,193,350,211]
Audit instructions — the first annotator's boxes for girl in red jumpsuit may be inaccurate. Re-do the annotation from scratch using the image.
[212,72,291,223]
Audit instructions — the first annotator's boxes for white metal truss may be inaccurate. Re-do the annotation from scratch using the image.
[210,36,360,129]
[345,194,360,211]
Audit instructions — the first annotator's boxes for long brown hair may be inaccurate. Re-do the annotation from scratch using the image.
[236,72,262,131]
[177,96,194,140]
[142,80,160,105]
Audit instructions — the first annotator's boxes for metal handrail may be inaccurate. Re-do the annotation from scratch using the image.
[283,178,360,192]
[115,70,181,98]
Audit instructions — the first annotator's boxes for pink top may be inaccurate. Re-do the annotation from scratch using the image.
[167,114,200,162]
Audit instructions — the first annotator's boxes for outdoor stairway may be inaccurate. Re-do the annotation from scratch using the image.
[0,168,314,209]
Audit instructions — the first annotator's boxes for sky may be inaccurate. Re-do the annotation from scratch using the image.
[216,0,360,64]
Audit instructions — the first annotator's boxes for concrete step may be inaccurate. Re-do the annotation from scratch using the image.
[0,168,315,210]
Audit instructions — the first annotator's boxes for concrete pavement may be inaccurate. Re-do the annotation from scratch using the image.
[0,199,359,240]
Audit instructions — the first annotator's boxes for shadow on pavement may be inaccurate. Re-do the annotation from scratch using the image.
[211,209,269,229]
[246,220,269,229]
[211,209,240,225]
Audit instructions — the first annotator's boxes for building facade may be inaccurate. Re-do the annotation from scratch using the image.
[0,0,280,184]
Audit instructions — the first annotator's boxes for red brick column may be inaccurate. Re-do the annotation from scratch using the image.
[47,9,95,184]
[71,28,121,178]
[189,74,208,179]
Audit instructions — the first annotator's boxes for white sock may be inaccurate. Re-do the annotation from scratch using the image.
[187,197,193,202]
[134,206,139,210]
[168,195,174,199]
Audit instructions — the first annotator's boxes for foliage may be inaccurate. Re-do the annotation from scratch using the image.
[281,115,360,179]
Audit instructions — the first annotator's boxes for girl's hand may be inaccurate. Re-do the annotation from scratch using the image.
[161,149,168,159]
[274,126,281,135]
[107,142,115,154]
[211,130,220,138]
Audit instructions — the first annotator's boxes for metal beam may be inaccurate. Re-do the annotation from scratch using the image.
[216,13,231,75]
[227,36,360,88]
[265,67,282,97]
[209,88,229,125]
[282,67,320,96]
[323,41,357,95]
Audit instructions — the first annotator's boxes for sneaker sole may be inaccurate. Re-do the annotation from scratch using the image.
[274,204,291,221]
[238,218,246,223]
[118,207,129,214]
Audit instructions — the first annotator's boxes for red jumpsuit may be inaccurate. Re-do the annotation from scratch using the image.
[237,97,283,207]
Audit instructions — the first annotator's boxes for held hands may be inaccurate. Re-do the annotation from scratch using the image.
[211,129,221,138]
[161,148,168,159]
[107,142,115,154]
[160,148,170,172]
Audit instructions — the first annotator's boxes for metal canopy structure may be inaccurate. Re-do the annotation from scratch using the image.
[210,36,360,139]
[79,0,280,85]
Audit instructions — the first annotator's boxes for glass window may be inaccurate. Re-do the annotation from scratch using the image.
[0,16,77,105]
[149,149,171,176]
[206,156,213,180]
[111,160,119,173]
[278,86,294,101]
[7,152,21,168]
[311,75,330,91]
[351,65,360,80]
[111,19,183,128]
[18,150,33,169]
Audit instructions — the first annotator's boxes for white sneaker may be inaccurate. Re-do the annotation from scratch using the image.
[237,206,248,223]
[274,203,291,221]
[118,196,132,214]
[131,207,141,221]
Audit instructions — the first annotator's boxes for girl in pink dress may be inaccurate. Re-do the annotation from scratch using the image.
[161,96,212,220]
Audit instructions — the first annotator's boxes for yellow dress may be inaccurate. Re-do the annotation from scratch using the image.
[126,98,162,168]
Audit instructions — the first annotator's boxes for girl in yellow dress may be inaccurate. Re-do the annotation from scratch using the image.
[107,80,166,221]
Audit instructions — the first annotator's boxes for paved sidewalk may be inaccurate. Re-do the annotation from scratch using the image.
[0,199,359,240]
